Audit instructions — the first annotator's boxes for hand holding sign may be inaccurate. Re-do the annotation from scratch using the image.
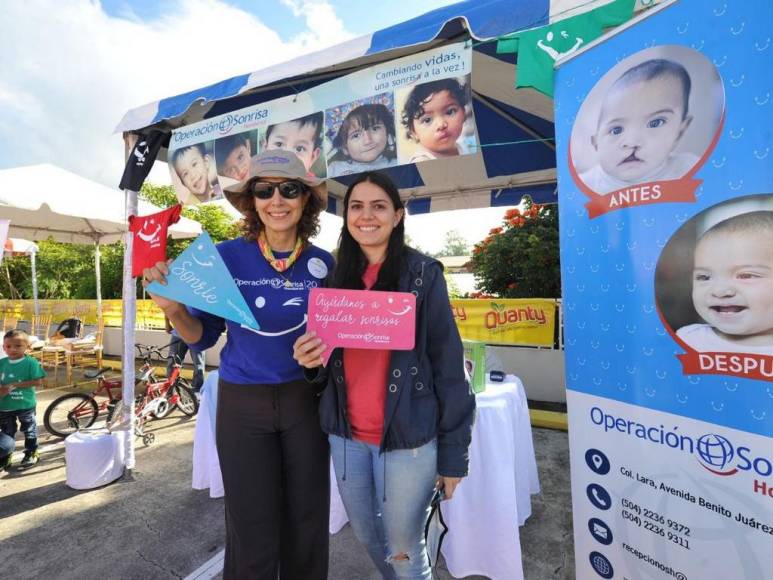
[305,288,416,366]
[145,232,259,330]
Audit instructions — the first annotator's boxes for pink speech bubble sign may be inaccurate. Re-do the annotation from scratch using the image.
[307,288,416,366]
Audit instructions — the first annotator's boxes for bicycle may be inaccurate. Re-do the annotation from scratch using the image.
[132,344,199,443]
[43,343,199,441]
[43,368,123,438]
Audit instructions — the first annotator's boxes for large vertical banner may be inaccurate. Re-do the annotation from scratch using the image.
[555,1,773,579]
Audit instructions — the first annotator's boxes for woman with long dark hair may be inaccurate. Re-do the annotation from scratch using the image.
[143,150,333,580]
[294,171,475,579]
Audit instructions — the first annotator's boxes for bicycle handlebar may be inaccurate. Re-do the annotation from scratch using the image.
[134,342,185,367]
[134,343,174,362]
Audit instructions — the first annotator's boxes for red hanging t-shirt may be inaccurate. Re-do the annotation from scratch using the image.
[344,262,390,446]
[128,204,182,277]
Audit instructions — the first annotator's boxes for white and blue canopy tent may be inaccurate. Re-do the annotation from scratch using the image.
[115,0,599,214]
[118,0,662,211]
[116,0,651,467]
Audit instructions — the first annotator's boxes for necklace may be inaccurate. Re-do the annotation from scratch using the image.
[257,231,302,288]
[258,230,303,273]
[276,262,297,288]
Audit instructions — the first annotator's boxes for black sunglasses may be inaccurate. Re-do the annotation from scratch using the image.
[251,180,307,200]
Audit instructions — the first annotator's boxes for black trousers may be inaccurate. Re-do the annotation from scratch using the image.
[216,379,330,580]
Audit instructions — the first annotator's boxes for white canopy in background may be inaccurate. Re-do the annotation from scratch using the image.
[0,162,201,319]
[0,163,201,244]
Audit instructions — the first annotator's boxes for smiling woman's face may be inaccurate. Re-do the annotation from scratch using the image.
[346,180,403,259]
[253,177,307,238]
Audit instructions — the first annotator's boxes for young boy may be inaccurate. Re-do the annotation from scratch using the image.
[0,329,47,471]
[580,59,698,194]
[400,78,471,163]
[171,143,223,202]
[215,133,254,182]
[263,113,325,177]
[677,211,773,355]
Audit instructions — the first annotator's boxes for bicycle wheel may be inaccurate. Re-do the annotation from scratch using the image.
[44,393,99,438]
[173,380,199,417]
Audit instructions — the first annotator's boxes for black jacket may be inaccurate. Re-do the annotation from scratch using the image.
[311,248,476,477]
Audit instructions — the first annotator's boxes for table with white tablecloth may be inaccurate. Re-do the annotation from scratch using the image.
[439,374,539,580]
[191,371,223,498]
[192,372,539,578]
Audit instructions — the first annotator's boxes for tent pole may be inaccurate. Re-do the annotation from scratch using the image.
[94,240,102,321]
[30,249,39,317]
[121,132,138,475]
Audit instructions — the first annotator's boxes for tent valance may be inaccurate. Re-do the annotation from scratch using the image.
[119,0,645,213]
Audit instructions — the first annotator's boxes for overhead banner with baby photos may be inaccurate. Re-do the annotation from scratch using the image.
[167,42,478,205]
[555,1,773,579]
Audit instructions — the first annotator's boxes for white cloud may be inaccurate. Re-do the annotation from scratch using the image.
[279,0,348,46]
[0,0,353,188]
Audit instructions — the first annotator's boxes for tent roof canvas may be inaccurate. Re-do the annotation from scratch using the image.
[117,0,623,213]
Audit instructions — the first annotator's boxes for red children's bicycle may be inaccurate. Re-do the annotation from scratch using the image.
[43,343,198,442]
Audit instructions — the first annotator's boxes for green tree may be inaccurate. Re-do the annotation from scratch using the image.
[2,254,32,299]
[435,229,469,257]
[444,271,462,299]
[470,199,560,298]
[140,183,239,259]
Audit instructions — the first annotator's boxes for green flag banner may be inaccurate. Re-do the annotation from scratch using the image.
[497,0,636,96]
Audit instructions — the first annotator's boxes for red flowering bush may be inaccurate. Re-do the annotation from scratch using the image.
[470,199,560,298]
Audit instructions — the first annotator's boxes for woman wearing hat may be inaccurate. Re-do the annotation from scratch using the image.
[142,149,333,580]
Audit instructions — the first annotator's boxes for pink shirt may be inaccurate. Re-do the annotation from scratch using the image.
[344,262,390,445]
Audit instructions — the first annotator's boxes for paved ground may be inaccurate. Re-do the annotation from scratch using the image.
[0,373,573,580]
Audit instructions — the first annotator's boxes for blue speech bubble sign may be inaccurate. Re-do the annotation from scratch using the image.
[146,232,259,330]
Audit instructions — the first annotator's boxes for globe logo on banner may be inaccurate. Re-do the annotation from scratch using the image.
[145,232,260,330]
[695,434,737,476]
[588,551,614,579]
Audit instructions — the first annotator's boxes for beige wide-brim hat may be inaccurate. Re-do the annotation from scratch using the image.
[223,149,328,215]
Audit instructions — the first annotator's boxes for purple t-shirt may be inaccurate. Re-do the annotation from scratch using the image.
[189,237,333,385]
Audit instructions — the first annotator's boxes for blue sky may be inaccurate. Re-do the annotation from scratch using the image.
[100,0,461,41]
[0,0,460,177]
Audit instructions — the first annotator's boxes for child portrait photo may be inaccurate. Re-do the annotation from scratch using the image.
[324,93,398,178]
[570,45,725,196]
[262,112,327,178]
[655,194,773,365]
[396,74,479,165]
[168,140,224,204]
[214,130,259,185]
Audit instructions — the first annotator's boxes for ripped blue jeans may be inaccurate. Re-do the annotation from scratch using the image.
[330,434,436,580]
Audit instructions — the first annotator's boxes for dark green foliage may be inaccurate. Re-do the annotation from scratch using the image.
[470,199,560,298]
